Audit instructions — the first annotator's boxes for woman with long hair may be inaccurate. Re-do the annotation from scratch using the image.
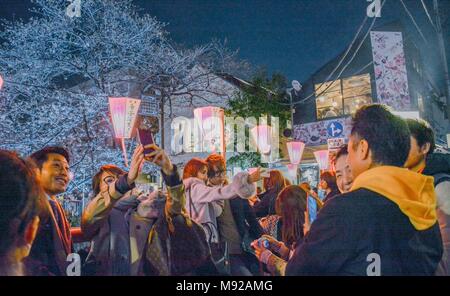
[319,171,340,203]
[253,170,286,218]
[259,185,308,249]
[252,185,309,276]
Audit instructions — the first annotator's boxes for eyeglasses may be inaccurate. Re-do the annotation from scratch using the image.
[211,170,227,178]
[103,176,117,185]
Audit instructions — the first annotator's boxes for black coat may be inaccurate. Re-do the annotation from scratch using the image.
[423,153,450,176]
[252,189,279,218]
[229,198,264,241]
[323,188,340,204]
[286,188,443,275]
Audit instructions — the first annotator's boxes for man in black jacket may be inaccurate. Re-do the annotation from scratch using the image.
[255,105,443,275]
[404,118,450,275]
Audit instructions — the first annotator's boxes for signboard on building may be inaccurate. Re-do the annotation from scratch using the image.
[327,121,344,138]
[370,31,411,111]
[327,137,345,152]
[293,117,351,146]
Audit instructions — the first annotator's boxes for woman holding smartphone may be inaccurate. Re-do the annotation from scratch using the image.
[82,144,217,276]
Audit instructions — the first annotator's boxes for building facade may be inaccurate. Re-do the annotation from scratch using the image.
[293,22,450,164]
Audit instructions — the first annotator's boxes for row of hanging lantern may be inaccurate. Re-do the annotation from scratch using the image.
[0,75,331,173]
[286,142,330,183]
[1,80,333,176]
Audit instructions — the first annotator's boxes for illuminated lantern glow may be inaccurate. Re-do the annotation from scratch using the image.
[286,141,305,165]
[108,97,141,167]
[314,150,330,170]
[108,97,141,139]
[0,74,3,90]
[286,163,298,181]
[251,125,272,155]
[194,106,225,154]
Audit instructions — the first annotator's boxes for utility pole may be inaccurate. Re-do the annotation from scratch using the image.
[434,0,450,114]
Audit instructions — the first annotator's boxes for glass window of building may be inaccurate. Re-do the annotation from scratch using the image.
[315,74,372,119]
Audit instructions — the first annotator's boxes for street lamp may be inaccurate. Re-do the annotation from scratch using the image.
[286,80,302,126]
[108,97,141,167]
[286,141,305,165]
[314,150,330,171]
[193,106,225,156]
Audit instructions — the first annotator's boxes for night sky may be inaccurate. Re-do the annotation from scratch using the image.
[0,0,449,83]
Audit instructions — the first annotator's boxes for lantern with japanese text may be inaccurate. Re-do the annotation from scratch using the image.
[314,150,329,171]
[286,141,305,165]
[108,97,141,166]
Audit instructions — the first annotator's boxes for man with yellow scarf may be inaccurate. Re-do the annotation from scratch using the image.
[254,104,443,275]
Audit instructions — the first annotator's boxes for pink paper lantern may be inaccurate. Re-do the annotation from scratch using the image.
[286,163,298,180]
[108,97,141,139]
[194,106,225,153]
[251,125,272,155]
[0,74,4,90]
[314,150,330,170]
[286,141,305,165]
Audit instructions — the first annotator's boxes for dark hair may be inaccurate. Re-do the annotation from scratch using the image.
[406,118,436,154]
[0,150,42,256]
[183,158,208,180]
[29,146,70,169]
[264,170,286,195]
[320,171,338,192]
[275,185,307,248]
[333,144,348,165]
[92,165,126,196]
[351,104,410,167]
[205,154,226,178]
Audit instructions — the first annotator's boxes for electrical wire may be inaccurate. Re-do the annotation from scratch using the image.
[420,0,438,33]
[399,0,429,44]
[278,0,387,107]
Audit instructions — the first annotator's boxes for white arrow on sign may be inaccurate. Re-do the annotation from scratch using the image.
[329,123,342,137]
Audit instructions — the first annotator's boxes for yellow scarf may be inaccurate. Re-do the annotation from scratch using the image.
[351,166,437,230]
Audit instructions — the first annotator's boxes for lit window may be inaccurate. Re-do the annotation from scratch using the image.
[315,74,372,119]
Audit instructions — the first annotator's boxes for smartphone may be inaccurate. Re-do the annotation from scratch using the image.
[137,128,155,157]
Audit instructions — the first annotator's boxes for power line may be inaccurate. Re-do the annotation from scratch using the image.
[399,0,429,44]
[278,0,387,107]
[421,0,438,32]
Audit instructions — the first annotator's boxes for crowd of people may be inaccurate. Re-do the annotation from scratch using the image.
[0,104,449,276]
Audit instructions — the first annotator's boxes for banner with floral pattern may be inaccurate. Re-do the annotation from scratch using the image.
[293,117,352,146]
[370,31,411,110]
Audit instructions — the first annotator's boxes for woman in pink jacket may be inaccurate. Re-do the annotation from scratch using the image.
[182,158,261,244]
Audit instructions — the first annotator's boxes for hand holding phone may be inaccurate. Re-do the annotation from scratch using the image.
[137,127,155,159]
